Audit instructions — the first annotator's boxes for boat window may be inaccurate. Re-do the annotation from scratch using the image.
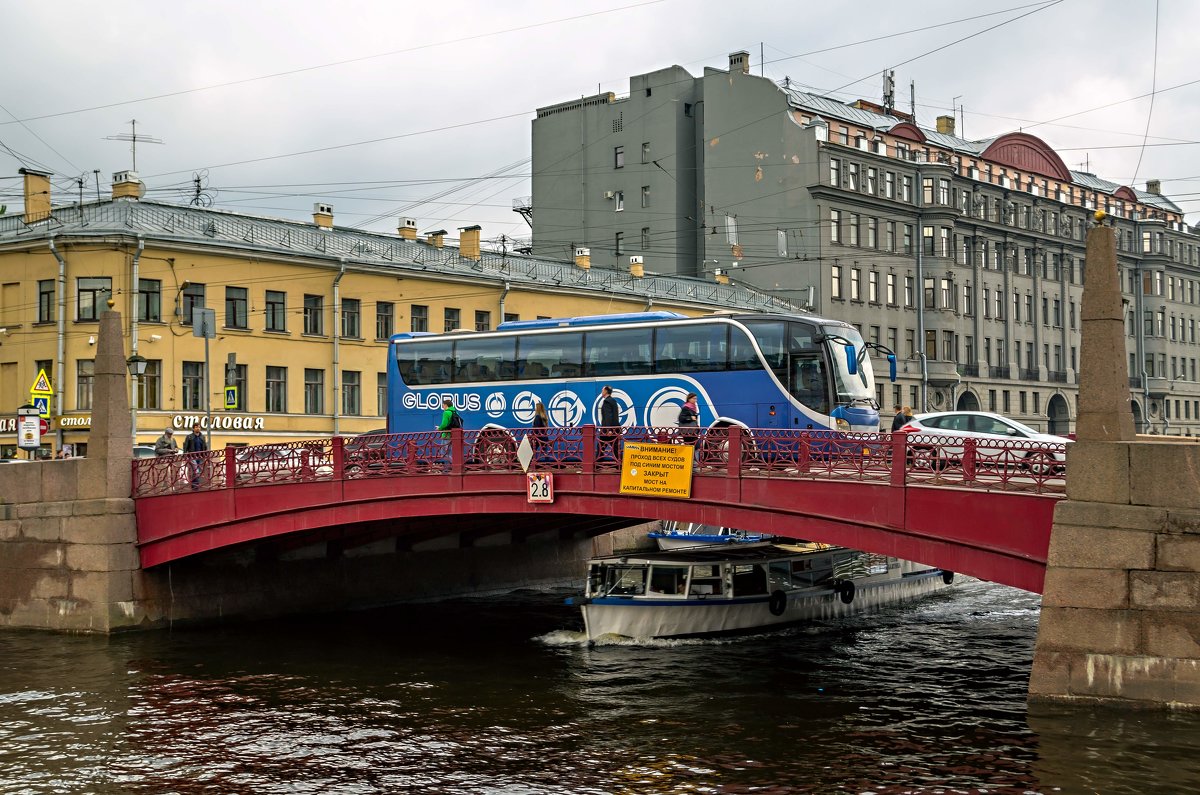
[602,565,646,596]
[586,564,604,597]
[585,328,653,377]
[768,561,792,591]
[648,565,689,596]
[655,323,727,372]
[688,564,723,596]
[731,563,768,596]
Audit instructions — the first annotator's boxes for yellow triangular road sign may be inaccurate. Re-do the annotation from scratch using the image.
[30,368,53,395]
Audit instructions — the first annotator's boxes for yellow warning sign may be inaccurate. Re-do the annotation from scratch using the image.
[30,368,53,395]
[618,442,694,500]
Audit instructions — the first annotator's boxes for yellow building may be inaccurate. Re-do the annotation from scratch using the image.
[0,169,793,456]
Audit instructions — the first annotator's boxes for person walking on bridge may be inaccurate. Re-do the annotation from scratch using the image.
[598,385,621,461]
[183,422,207,489]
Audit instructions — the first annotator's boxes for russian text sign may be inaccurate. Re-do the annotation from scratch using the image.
[619,442,693,499]
[527,472,554,503]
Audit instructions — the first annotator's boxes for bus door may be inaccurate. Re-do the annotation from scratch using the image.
[787,323,830,427]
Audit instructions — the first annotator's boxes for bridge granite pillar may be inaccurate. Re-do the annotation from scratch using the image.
[0,308,147,632]
[1029,214,1200,708]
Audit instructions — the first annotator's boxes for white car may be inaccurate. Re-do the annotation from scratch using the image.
[899,410,1071,475]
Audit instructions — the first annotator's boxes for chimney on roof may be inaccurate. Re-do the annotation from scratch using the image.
[427,229,446,248]
[459,225,482,261]
[574,247,591,270]
[312,202,334,229]
[19,167,52,223]
[629,255,644,278]
[1146,179,1162,196]
[729,50,750,75]
[398,218,418,241]
[112,170,144,201]
[935,115,956,136]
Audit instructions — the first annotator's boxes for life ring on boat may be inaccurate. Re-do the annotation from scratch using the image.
[768,589,787,616]
[837,580,856,604]
[942,571,955,585]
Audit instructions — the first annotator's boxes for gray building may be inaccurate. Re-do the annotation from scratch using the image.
[531,52,1200,436]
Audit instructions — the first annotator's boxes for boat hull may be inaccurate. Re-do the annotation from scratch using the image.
[580,566,951,641]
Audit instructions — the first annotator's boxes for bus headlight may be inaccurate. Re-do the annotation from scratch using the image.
[835,417,850,432]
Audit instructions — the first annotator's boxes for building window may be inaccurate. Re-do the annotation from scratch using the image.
[266,366,287,413]
[830,209,841,244]
[266,290,287,332]
[374,299,393,336]
[940,278,953,309]
[377,372,388,417]
[614,190,624,211]
[615,231,624,256]
[410,304,428,333]
[303,294,324,335]
[869,271,879,303]
[922,226,935,256]
[614,145,625,168]
[138,279,161,322]
[831,265,843,299]
[182,361,204,411]
[884,172,895,199]
[304,368,324,414]
[38,279,55,323]
[938,179,950,205]
[225,286,248,329]
[641,142,650,163]
[847,213,860,246]
[641,185,650,208]
[182,283,205,326]
[885,221,895,252]
[444,307,461,332]
[341,298,361,338]
[904,276,914,308]
[886,273,896,305]
[342,370,361,416]
[475,310,491,332]
[848,163,860,191]
[134,359,161,410]
[829,158,841,186]
[77,277,112,322]
[867,217,878,249]
[866,167,877,195]
[850,268,861,301]
[76,359,94,410]
[901,175,913,203]
[504,313,519,323]
[641,227,650,249]
[903,225,913,254]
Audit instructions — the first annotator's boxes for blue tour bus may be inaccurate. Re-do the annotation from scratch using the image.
[384,311,895,445]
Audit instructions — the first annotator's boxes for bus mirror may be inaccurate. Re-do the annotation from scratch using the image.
[845,345,858,376]
[888,354,897,382]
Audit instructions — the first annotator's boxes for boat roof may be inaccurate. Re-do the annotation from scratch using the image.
[590,542,840,565]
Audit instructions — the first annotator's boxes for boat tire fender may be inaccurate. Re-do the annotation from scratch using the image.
[942,570,955,585]
[768,589,787,616]
[838,580,856,605]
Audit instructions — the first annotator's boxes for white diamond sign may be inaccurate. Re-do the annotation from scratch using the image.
[516,435,534,473]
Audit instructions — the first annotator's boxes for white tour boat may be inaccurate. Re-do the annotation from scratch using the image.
[567,542,955,641]
[647,521,774,550]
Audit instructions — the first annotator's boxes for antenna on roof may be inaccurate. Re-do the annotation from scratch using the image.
[103,119,163,172]
[909,80,916,122]
[882,70,896,116]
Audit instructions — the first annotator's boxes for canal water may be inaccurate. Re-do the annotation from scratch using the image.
[2,580,1198,794]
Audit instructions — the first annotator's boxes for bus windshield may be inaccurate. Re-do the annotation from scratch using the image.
[823,325,874,402]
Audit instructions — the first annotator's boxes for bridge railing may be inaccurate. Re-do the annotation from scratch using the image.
[131,427,1068,498]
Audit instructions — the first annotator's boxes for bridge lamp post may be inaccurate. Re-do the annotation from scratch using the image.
[127,354,147,441]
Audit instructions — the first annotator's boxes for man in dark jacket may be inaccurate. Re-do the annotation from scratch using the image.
[182,422,208,489]
[890,405,906,432]
[599,385,621,460]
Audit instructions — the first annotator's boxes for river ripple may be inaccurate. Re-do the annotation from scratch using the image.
[1,580,1199,794]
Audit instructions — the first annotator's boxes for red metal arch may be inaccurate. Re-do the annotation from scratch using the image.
[135,471,1056,593]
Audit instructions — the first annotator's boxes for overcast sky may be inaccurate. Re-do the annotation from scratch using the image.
[2,0,1196,246]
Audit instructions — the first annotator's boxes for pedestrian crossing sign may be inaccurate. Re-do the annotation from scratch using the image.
[29,368,53,395]
[32,396,50,419]
[224,386,238,409]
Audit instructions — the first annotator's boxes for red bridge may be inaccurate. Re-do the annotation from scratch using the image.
[132,427,1065,594]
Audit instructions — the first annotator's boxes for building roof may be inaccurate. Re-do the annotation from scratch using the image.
[780,84,1183,214]
[0,199,796,313]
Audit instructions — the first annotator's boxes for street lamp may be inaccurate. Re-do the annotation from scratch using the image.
[127,354,147,442]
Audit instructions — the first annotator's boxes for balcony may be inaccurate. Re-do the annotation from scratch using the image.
[989,366,1011,380]
[958,364,979,377]
[1048,371,1068,384]
[1129,376,1143,388]
[1019,368,1039,381]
